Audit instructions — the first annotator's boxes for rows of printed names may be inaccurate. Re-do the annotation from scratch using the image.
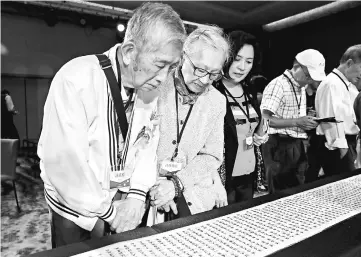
[74,175,361,257]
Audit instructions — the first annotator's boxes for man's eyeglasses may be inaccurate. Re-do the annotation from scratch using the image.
[184,52,223,81]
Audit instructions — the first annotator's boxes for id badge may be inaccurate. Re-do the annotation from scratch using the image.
[244,135,254,150]
[159,150,187,177]
[109,165,131,187]
[160,159,183,173]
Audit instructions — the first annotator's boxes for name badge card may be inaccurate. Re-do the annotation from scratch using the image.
[244,127,255,151]
[161,159,183,173]
[159,150,187,177]
[109,166,132,188]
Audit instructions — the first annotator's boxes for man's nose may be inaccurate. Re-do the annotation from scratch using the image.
[155,67,169,84]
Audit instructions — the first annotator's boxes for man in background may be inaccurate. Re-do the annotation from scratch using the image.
[261,49,326,193]
[316,44,361,176]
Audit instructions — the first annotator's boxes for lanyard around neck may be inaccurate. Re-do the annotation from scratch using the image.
[173,89,194,160]
[115,49,134,168]
[223,83,250,122]
[332,71,349,92]
[283,74,301,114]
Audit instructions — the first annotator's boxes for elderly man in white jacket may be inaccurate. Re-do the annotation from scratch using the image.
[37,2,186,247]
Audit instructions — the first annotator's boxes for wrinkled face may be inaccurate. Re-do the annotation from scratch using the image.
[345,59,361,85]
[181,41,225,94]
[130,42,182,91]
[228,44,254,83]
[293,63,316,87]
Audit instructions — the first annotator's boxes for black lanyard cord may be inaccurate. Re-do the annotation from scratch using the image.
[223,84,251,122]
[332,71,349,91]
[114,48,134,166]
[283,74,301,114]
[173,89,194,160]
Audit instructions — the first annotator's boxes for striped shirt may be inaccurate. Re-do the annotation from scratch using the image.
[261,70,307,139]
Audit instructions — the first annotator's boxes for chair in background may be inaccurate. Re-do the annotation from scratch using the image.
[1,139,21,212]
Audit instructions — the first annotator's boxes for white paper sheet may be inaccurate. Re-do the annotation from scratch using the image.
[74,175,361,257]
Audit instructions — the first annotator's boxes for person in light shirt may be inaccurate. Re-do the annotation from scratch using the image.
[261,49,326,193]
[315,44,361,176]
[37,2,186,247]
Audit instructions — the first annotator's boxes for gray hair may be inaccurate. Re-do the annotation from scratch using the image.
[124,2,186,52]
[183,26,231,64]
[340,44,361,64]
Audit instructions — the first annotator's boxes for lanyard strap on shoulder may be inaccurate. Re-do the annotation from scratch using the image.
[96,54,128,141]
[173,90,193,160]
[332,71,349,91]
[283,74,301,113]
[223,84,251,122]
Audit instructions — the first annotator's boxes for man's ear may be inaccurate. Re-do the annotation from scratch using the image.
[346,58,354,69]
[120,40,137,66]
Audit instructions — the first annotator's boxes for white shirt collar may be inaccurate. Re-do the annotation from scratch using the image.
[332,68,351,87]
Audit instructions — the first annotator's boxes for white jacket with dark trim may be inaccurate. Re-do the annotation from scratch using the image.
[38,44,159,231]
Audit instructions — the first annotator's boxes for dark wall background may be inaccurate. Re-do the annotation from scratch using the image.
[260,5,361,80]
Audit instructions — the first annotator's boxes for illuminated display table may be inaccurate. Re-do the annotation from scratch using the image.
[29,169,361,257]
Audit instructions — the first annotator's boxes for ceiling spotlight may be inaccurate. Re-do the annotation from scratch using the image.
[117,24,125,32]
[80,18,86,26]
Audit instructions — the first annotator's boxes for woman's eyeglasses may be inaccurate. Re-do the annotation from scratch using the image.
[184,52,223,81]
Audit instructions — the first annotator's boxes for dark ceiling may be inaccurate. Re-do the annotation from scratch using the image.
[1,1,335,32]
[93,1,332,29]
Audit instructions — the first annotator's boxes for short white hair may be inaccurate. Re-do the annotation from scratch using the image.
[124,2,186,53]
[184,26,231,64]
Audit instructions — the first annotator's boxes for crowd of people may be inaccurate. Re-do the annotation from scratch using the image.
[33,2,361,248]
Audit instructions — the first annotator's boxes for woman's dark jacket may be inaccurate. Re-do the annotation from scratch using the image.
[213,80,262,190]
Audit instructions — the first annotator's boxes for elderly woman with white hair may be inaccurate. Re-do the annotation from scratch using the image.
[148,26,231,220]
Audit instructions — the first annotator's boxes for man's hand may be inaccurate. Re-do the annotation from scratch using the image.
[158,200,178,214]
[109,198,145,233]
[149,180,175,207]
[295,116,318,131]
[339,148,348,159]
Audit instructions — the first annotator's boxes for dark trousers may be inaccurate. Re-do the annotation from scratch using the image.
[262,134,308,194]
[318,135,357,177]
[50,209,108,248]
[227,172,254,204]
[305,132,324,183]
[50,191,124,248]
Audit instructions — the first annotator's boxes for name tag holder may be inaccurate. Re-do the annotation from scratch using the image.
[244,128,254,151]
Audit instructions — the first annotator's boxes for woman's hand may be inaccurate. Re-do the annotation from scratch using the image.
[212,171,228,208]
[149,180,176,207]
[157,200,178,214]
[253,133,269,146]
